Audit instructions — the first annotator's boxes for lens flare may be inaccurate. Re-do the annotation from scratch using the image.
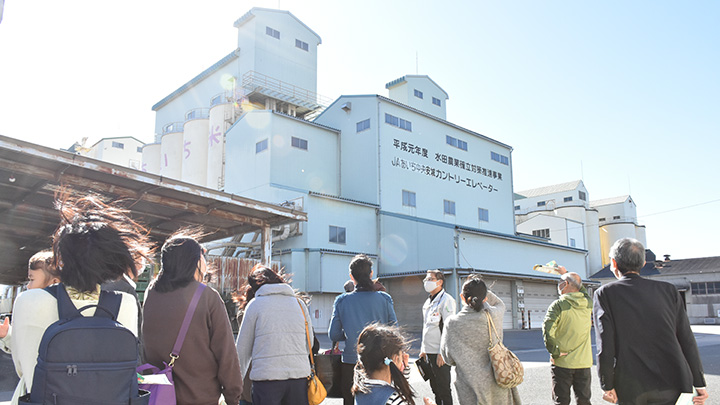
[379,234,408,267]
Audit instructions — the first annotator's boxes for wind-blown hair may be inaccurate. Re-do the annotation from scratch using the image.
[52,189,152,293]
[353,323,415,405]
[236,264,289,310]
[150,228,207,293]
[609,238,645,275]
[462,274,487,312]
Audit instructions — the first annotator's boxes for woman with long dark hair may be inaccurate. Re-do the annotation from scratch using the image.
[10,190,152,405]
[328,254,398,405]
[235,264,313,405]
[440,275,521,405]
[143,229,242,405]
[353,323,435,405]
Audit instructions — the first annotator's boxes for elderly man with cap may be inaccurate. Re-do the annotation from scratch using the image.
[542,265,593,405]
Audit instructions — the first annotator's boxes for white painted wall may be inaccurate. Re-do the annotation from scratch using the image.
[141,143,161,175]
[314,96,379,204]
[378,101,514,234]
[236,9,319,96]
[457,231,587,278]
[386,76,448,120]
[90,137,144,170]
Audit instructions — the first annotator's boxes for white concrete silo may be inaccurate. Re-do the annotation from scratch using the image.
[207,94,235,190]
[141,143,161,175]
[160,122,184,180]
[181,108,210,187]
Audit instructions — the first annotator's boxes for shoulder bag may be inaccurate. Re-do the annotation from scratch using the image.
[137,283,206,405]
[297,298,327,405]
[485,310,524,388]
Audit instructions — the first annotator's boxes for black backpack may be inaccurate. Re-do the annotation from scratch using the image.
[22,283,149,404]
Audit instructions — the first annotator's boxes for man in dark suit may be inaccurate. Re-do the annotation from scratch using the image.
[594,238,708,405]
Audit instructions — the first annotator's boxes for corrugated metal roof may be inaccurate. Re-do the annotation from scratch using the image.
[656,256,720,275]
[515,180,583,198]
[0,135,307,285]
[590,195,631,207]
[151,49,240,111]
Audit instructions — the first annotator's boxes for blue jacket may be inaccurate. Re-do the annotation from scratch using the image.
[328,290,397,364]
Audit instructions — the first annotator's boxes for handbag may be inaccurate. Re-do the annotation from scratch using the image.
[315,343,342,397]
[297,299,327,405]
[137,283,206,405]
[485,310,524,389]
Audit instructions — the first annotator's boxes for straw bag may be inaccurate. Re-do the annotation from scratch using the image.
[298,299,327,405]
[485,311,524,388]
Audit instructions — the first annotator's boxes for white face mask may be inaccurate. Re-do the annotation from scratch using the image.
[424,280,438,293]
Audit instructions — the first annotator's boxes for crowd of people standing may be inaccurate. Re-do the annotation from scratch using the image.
[0,189,710,405]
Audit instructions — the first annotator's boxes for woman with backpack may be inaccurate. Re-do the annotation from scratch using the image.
[142,230,243,405]
[440,275,522,405]
[235,264,313,405]
[10,190,152,404]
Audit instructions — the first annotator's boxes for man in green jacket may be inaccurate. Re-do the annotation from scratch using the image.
[542,266,593,405]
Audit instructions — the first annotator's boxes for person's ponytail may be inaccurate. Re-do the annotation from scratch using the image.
[388,361,415,405]
[462,275,487,312]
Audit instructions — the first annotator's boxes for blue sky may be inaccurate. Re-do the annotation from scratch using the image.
[0,1,717,259]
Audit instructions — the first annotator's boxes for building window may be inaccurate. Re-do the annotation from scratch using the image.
[478,208,489,222]
[613,215,620,220]
[137,147,143,153]
[514,205,520,211]
[579,191,587,201]
[570,238,576,247]
[384,113,412,132]
[402,190,416,207]
[266,26,280,39]
[356,119,370,133]
[491,151,509,165]
[446,135,468,151]
[291,137,308,150]
[432,97,441,106]
[414,89,423,99]
[329,225,346,244]
[211,95,223,106]
[443,199,455,215]
[295,39,309,51]
[256,139,268,153]
[532,228,550,238]
[599,217,606,222]
[564,196,573,202]
[691,282,719,295]
[537,201,546,207]
[112,141,124,149]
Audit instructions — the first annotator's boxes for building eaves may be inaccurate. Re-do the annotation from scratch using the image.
[384,75,450,99]
[151,49,240,111]
[590,195,631,207]
[89,136,147,149]
[515,180,583,198]
[321,95,511,150]
[455,224,587,253]
[233,8,322,44]
[270,111,340,133]
[308,191,379,208]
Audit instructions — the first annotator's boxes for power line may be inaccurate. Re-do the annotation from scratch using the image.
[638,198,720,218]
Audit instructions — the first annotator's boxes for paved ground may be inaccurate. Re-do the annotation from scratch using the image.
[2,325,719,404]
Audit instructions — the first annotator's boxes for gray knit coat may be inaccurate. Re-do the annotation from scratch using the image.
[440,291,522,405]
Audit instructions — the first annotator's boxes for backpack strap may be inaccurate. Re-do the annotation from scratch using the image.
[51,283,122,321]
[169,283,206,367]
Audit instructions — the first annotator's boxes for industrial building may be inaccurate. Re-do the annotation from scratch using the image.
[127,7,597,332]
